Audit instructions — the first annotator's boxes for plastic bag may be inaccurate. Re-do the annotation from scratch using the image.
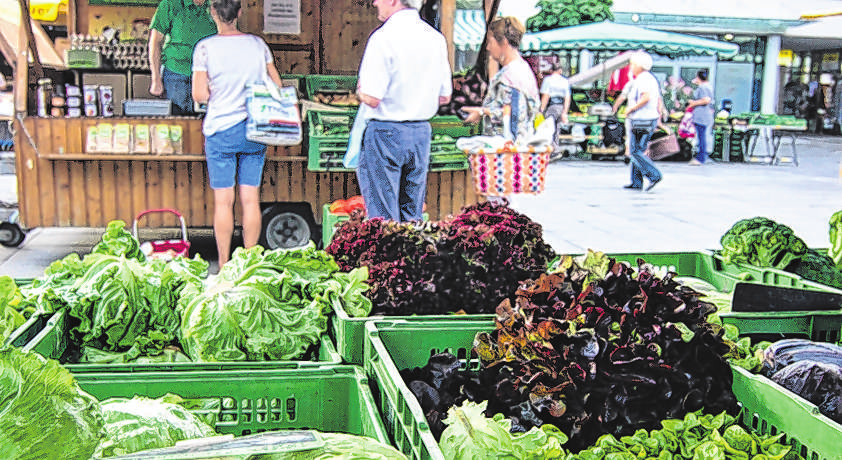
[246,82,302,146]
[678,110,696,139]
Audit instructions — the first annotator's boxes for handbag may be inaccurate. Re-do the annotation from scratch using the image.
[245,69,302,146]
[678,110,696,139]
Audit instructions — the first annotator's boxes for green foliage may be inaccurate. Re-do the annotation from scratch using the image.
[564,411,801,460]
[526,0,614,32]
[177,243,369,361]
[0,348,104,460]
[828,210,842,269]
[439,400,568,459]
[719,217,808,271]
[0,276,26,340]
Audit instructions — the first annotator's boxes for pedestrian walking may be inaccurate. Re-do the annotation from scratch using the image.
[618,52,662,191]
[540,61,571,140]
[355,0,452,222]
[687,69,715,165]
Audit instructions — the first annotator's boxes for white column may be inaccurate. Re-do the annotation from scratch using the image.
[761,35,781,115]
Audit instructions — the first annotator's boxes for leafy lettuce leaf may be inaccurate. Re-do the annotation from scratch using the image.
[439,400,567,460]
[67,254,206,354]
[0,347,103,460]
[178,244,340,361]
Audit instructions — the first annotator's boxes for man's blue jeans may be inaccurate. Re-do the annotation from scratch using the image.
[629,119,662,188]
[163,67,194,115]
[357,120,431,222]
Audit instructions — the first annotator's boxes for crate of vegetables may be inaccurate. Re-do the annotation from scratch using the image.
[327,243,747,365]
[23,309,342,372]
[364,316,819,459]
[306,110,355,172]
[713,216,842,294]
[1,346,403,459]
[305,75,359,107]
[2,277,43,347]
[11,221,375,373]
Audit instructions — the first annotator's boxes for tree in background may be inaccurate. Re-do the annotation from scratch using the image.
[526,0,614,32]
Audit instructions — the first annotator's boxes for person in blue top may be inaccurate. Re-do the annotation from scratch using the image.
[148,0,217,115]
[687,69,715,165]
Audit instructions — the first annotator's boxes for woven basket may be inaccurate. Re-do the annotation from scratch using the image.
[646,133,681,160]
[467,147,551,196]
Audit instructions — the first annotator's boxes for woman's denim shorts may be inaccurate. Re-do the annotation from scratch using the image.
[205,119,267,189]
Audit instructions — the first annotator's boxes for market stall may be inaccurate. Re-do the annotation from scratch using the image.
[521,21,740,159]
[11,0,479,249]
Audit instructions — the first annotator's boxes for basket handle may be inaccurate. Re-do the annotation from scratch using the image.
[132,208,188,243]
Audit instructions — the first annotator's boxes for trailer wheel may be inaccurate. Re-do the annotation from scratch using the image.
[259,203,318,250]
[0,222,25,247]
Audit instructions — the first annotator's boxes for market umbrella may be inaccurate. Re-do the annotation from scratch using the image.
[521,21,739,58]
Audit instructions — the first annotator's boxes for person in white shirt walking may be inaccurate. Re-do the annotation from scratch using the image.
[618,51,662,191]
[356,0,452,222]
[540,60,571,133]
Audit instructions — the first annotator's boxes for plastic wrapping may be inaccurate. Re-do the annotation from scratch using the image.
[95,396,218,458]
[771,359,842,423]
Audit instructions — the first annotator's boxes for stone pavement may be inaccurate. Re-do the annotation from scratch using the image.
[0,134,840,279]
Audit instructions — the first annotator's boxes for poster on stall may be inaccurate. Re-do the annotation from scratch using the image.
[264,0,301,34]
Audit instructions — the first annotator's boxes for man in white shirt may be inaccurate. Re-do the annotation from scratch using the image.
[620,51,663,191]
[356,0,452,222]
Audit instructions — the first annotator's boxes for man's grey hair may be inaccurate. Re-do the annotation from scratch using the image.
[401,0,422,9]
[629,51,653,71]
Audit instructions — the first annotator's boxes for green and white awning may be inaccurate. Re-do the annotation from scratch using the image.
[454,9,486,52]
[521,21,740,58]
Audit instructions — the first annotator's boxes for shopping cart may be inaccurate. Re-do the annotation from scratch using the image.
[132,208,190,261]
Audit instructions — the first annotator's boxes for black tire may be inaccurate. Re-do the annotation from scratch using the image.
[0,222,25,247]
[258,203,318,250]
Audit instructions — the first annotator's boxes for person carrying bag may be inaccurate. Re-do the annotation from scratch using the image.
[191,0,287,268]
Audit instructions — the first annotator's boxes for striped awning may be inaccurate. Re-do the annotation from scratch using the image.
[454,9,486,52]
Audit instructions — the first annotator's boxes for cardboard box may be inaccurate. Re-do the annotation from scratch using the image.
[81,73,127,116]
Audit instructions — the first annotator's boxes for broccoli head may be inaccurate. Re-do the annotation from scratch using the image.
[829,210,842,269]
[719,217,808,271]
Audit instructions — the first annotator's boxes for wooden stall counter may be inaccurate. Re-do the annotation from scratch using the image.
[15,116,476,231]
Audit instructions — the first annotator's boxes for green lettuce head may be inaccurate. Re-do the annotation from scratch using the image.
[0,347,103,459]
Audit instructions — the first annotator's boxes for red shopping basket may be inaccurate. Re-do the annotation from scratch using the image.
[132,208,190,261]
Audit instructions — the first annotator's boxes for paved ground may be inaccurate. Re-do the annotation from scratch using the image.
[0,134,840,279]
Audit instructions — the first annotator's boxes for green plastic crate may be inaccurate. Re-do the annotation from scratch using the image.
[719,310,842,343]
[711,251,842,294]
[364,321,491,460]
[304,75,358,100]
[332,251,740,365]
[74,366,391,444]
[364,320,841,460]
[731,366,842,460]
[24,310,342,372]
[430,115,478,138]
